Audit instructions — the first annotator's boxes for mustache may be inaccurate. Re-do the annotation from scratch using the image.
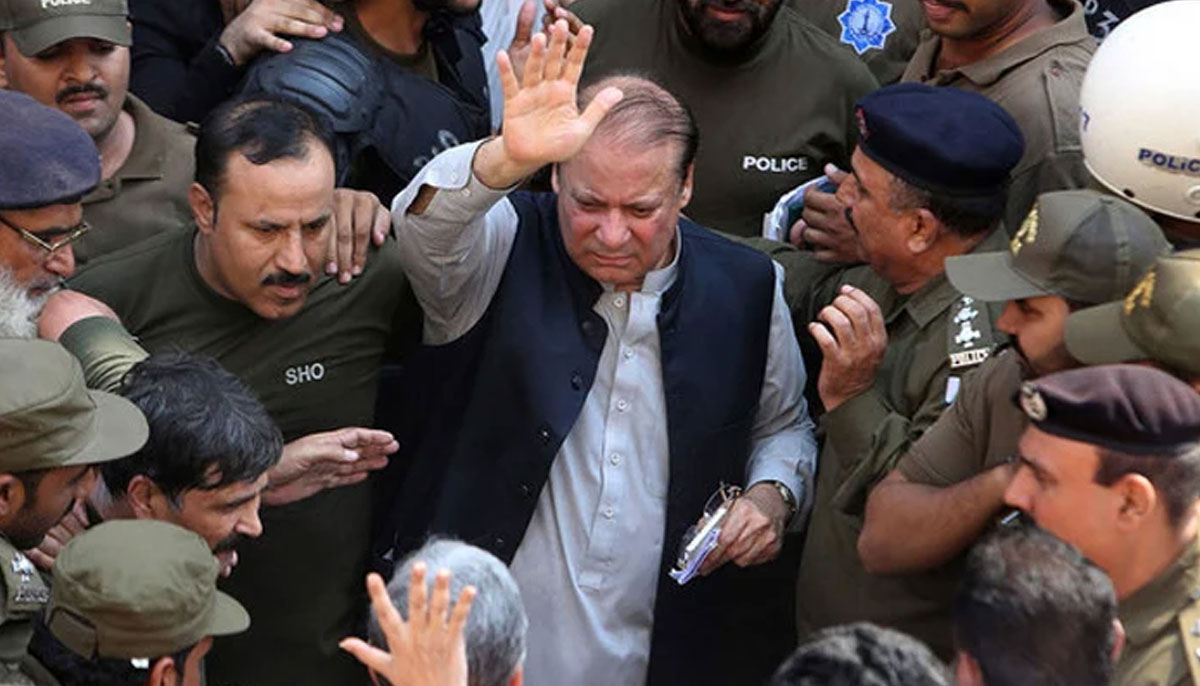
[213,532,247,554]
[55,82,110,105]
[261,270,312,287]
[696,0,760,12]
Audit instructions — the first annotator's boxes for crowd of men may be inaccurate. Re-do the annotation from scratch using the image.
[0,0,1198,683]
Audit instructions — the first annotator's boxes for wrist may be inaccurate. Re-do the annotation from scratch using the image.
[746,482,790,524]
[472,136,542,190]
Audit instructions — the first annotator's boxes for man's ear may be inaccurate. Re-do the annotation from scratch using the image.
[147,655,178,686]
[905,207,940,254]
[679,163,695,208]
[1110,618,1127,664]
[189,183,216,235]
[508,664,524,686]
[0,34,10,89]
[0,475,28,523]
[1114,473,1156,530]
[550,163,560,194]
[126,475,165,520]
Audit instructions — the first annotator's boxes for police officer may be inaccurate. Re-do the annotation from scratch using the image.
[1078,0,1200,247]
[781,83,1024,655]
[0,89,99,337]
[0,340,148,682]
[1003,364,1200,686]
[855,191,1169,653]
[27,520,249,686]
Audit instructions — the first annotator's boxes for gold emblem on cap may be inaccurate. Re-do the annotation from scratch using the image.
[1010,207,1039,256]
[1124,269,1156,315]
[1019,383,1048,421]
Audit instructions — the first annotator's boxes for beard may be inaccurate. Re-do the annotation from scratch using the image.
[678,0,784,53]
[0,267,56,338]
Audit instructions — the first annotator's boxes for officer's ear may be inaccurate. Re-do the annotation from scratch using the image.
[1110,618,1126,664]
[189,183,217,235]
[678,163,694,209]
[550,163,560,194]
[146,655,178,686]
[1113,472,1156,530]
[508,664,524,686]
[126,474,170,520]
[0,474,29,522]
[905,207,940,255]
[953,650,984,686]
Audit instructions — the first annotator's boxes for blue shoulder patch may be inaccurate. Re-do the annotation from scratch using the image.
[837,0,897,55]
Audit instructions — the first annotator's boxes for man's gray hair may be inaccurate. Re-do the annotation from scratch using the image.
[370,539,527,686]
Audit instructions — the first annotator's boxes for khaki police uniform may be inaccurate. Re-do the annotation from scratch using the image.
[901,0,1095,236]
[574,0,879,237]
[776,226,1008,657]
[1115,538,1200,686]
[77,95,195,268]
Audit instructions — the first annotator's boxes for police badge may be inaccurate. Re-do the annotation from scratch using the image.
[837,0,897,55]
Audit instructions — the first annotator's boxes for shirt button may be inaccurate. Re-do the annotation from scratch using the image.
[613,295,626,308]
[603,506,615,519]
[461,187,472,198]
[622,348,633,361]
[570,372,584,390]
[616,398,629,412]
[610,453,621,466]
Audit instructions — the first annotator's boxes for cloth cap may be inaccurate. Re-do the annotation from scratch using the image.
[946,190,1170,302]
[854,82,1024,198]
[1065,249,1200,377]
[0,89,100,209]
[1014,364,1200,455]
[47,520,250,660]
[0,338,147,473]
[0,0,129,55]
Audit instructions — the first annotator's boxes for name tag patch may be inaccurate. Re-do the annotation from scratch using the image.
[838,0,897,55]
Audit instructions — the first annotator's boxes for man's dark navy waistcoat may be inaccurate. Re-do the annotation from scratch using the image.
[386,191,798,684]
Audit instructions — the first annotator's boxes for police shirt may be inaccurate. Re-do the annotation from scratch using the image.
[573,0,879,238]
[78,95,195,267]
[901,0,1095,237]
[771,227,1008,657]
[66,230,420,686]
[0,536,48,682]
[1116,537,1200,686]
[786,0,926,85]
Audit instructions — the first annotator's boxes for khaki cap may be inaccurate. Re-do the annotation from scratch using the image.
[1065,249,1200,377]
[0,338,147,473]
[0,0,129,56]
[946,190,1170,303]
[46,520,250,660]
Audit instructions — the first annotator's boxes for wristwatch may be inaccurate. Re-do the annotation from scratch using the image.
[767,480,797,518]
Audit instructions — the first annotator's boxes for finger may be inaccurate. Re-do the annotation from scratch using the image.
[279,0,339,25]
[251,26,293,53]
[840,285,885,337]
[800,226,840,251]
[64,501,90,533]
[825,163,849,184]
[431,568,454,626]
[788,219,806,247]
[831,293,870,338]
[512,1,535,46]
[817,304,856,348]
[341,427,397,448]
[555,7,585,34]
[409,562,430,629]
[328,471,371,490]
[802,187,843,214]
[808,321,839,357]
[578,85,623,134]
[26,549,54,572]
[372,204,390,246]
[522,31,547,89]
[333,456,390,477]
[448,586,476,636]
[543,20,568,81]
[269,15,329,39]
[496,50,521,105]
[726,518,768,561]
[338,638,393,673]
[366,572,407,650]
[698,537,730,576]
[734,534,779,568]
[331,198,354,282]
[349,195,377,280]
[561,23,593,86]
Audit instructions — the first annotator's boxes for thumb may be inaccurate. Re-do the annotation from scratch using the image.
[824,163,848,185]
[578,86,623,132]
[513,1,535,45]
[339,638,391,674]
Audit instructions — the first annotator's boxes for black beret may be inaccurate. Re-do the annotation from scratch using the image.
[1015,364,1200,455]
[0,89,100,210]
[855,83,1025,198]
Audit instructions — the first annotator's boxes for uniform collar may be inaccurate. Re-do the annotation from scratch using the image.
[899,225,1009,328]
[110,95,173,182]
[906,0,1090,88]
[1119,536,1200,647]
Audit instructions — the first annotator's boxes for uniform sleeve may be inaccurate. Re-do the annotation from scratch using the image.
[390,141,519,344]
[823,342,953,517]
[129,0,241,123]
[57,317,150,392]
[745,262,820,531]
[897,358,997,486]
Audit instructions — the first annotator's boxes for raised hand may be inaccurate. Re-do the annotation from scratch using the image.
[475,19,623,188]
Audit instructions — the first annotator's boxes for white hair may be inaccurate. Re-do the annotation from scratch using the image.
[0,267,52,338]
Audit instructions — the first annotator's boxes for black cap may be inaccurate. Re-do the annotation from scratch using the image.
[1015,364,1200,455]
[0,89,100,210]
[855,83,1025,198]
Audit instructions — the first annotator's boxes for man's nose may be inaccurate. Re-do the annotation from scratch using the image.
[595,210,629,249]
[237,506,264,539]
[275,229,309,275]
[45,244,76,280]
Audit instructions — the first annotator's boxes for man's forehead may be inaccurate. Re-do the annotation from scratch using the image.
[1019,427,1099,474]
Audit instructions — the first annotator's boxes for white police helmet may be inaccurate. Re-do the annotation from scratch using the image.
[1079,0,1200,224]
